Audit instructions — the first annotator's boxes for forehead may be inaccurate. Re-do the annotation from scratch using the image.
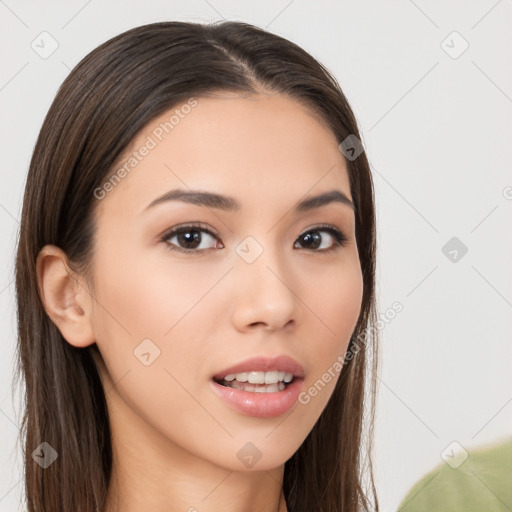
[95,93,351,219]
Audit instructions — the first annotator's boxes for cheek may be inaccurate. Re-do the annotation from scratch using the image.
[89,236,248,433]
[92,241,363,397]
[89,249,236,458]
[294,255,363,413]
[304,253,363,348]
[92,223,207,322]
[90,245,224,370]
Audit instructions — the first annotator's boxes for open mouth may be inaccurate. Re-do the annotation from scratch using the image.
[213,371,297,394]
[210,363,306,417]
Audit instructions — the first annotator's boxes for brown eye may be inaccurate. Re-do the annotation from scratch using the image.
[294,225,348,252]
[161,224,222,253]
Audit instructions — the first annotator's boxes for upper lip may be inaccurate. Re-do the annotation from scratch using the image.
[212,355,305,380]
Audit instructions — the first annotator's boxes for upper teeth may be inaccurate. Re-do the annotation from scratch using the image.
[223,371,294,384]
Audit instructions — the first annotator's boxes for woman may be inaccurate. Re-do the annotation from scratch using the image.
[15,20,379,512]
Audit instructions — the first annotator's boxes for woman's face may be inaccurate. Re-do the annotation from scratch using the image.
[89,92,363,471]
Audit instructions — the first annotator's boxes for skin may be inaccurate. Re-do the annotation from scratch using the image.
[37,92,363,512]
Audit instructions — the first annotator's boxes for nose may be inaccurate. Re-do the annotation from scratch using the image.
[230,243,299,333]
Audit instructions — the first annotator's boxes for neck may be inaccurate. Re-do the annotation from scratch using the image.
[102,375,288,512]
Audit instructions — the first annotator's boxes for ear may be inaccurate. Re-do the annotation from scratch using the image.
[36,244,95,348]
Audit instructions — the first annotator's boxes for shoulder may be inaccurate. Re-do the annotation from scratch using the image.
[397,438,512,512]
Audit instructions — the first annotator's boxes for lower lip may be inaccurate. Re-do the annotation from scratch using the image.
[210,378,304,418]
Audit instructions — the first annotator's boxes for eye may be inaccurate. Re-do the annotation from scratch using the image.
[159,223,349,255]
[294,224,348,253]
[160,223,223,254]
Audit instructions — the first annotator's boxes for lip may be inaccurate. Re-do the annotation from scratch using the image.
[210,377,305,418]
[210,355,305,418]
[212,355,305,380]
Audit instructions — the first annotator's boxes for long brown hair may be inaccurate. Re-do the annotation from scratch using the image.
[15,20,379,512]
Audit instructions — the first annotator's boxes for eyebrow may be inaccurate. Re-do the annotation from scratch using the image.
[143,188,354,213]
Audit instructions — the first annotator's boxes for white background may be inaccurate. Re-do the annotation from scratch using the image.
[1,1,511,511]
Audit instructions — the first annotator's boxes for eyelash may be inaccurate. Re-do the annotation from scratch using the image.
[159,222,349,255]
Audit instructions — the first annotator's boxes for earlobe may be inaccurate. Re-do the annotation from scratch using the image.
[36,244,95,348]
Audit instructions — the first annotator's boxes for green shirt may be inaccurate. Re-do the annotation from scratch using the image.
[398,438,512,511]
